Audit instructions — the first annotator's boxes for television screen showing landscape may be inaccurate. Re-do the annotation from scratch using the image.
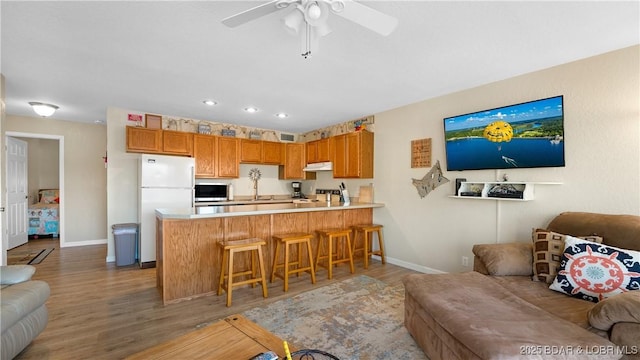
[444,95,565,171]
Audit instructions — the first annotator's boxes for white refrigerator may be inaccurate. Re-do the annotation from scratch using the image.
[139,154,194,267]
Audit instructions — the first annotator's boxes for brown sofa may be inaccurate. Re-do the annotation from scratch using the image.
[403,212,640,360]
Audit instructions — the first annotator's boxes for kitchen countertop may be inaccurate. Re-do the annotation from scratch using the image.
[156,201,384,219]
[194,199,295,206]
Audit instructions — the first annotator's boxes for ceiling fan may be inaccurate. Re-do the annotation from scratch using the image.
[222,0,398,58]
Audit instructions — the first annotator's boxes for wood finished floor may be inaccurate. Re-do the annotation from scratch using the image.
[9,238,419,360]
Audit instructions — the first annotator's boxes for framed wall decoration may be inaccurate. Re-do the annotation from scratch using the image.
[411,138,432,168]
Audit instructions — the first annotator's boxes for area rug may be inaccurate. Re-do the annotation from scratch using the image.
[242,275,428,360]
[7,248,54,265]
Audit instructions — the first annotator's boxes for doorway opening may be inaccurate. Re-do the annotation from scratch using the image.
[5,132,65,248]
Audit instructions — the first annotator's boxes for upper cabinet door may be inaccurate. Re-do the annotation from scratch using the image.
[306,138,330,164]
[126,126,162,153]
[331,135,347,178]
[217,136,240,178]
[279,143,315,180]
[162,130,193,156]
[193,134,216,178]
[240,139,263,163]
[331,131,373,179]
[262,141,284,165]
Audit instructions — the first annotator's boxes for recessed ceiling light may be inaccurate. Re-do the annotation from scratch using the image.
[275,113,288,118]
[244,107,258,113]
[203,100,217,106]
[94,119,104,124]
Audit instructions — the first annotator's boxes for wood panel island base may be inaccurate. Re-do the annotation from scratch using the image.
[156,202,384,305]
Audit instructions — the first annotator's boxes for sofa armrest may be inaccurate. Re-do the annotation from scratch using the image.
[589,291,640,331]
[0,265,36,285]
[472,243,533,276]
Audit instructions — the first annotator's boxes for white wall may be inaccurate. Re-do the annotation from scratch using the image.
[6,115,108,246]
[372,45,640,273]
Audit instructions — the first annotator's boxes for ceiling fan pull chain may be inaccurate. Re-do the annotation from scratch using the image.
[302,22,312,58]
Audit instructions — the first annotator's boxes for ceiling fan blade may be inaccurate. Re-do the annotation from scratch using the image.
[334,0,398,36]
[222,0,283,28]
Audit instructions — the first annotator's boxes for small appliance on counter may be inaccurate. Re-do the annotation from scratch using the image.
[194,183,229,202]
[291,181,303,198]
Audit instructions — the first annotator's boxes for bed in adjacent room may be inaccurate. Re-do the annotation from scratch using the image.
[28,189,59,237]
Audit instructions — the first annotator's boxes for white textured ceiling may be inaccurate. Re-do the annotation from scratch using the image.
[2,1,638,133]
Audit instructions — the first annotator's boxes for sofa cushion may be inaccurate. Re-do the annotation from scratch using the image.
[0,280,50,333]
[0,265,36,285]
[472,243,532,276]
[588,291,640,331]
[402,272,620,360]
[531,229,602,284]
[488,275,599,331]
[549,236,640,302]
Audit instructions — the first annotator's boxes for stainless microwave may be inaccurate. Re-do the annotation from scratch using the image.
[194,183,229,202]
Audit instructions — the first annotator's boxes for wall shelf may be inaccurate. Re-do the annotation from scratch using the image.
[449,181,562,201]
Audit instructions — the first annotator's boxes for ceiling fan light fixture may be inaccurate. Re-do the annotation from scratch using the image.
[303,1,329,27]
[307,2,322,20]
[282,7,304,35]
[28,101,59,117]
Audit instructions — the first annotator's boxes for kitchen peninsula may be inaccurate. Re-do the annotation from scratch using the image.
[155,201,384,304]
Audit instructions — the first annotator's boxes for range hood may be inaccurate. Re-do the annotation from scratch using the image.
[303,161,333,172]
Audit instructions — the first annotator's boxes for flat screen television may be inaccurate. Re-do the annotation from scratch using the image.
[443,95,565,171]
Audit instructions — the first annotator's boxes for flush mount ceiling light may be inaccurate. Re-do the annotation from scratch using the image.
[223,0,398,59]
[28,101,59,117]
[203,100,217,106]
[275,112,289,118]
[244,107,259,113]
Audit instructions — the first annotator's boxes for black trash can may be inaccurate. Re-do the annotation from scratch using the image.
[112,223,138,266]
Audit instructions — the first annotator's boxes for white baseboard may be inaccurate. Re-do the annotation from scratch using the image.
[372,255,447,274]
[60,238,107,248]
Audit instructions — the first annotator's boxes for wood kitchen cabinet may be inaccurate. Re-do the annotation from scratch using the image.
[193,134,216,178]
[262,141,284,165]
[193,134,239,178]
[306,138,330,164]
[216,136,240,178]
[279,143,315,180]
[162,130,193,156]
[240,139,262,163]
[240,139,283,165]
[126,126,162,153]
[126,127,192,156]
[331,130,374,178]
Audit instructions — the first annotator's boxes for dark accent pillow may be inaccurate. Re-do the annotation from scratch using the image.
[549,236,640,303]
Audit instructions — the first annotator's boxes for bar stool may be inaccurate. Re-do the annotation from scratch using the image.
[217,238,268,307]
[352,224,386,269]
[271,233,316,292]
[315,228,355,279]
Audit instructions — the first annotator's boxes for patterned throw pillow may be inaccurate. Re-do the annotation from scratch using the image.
[531,229,602,283]
[39,189,59,204]
[549,236,640,302]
